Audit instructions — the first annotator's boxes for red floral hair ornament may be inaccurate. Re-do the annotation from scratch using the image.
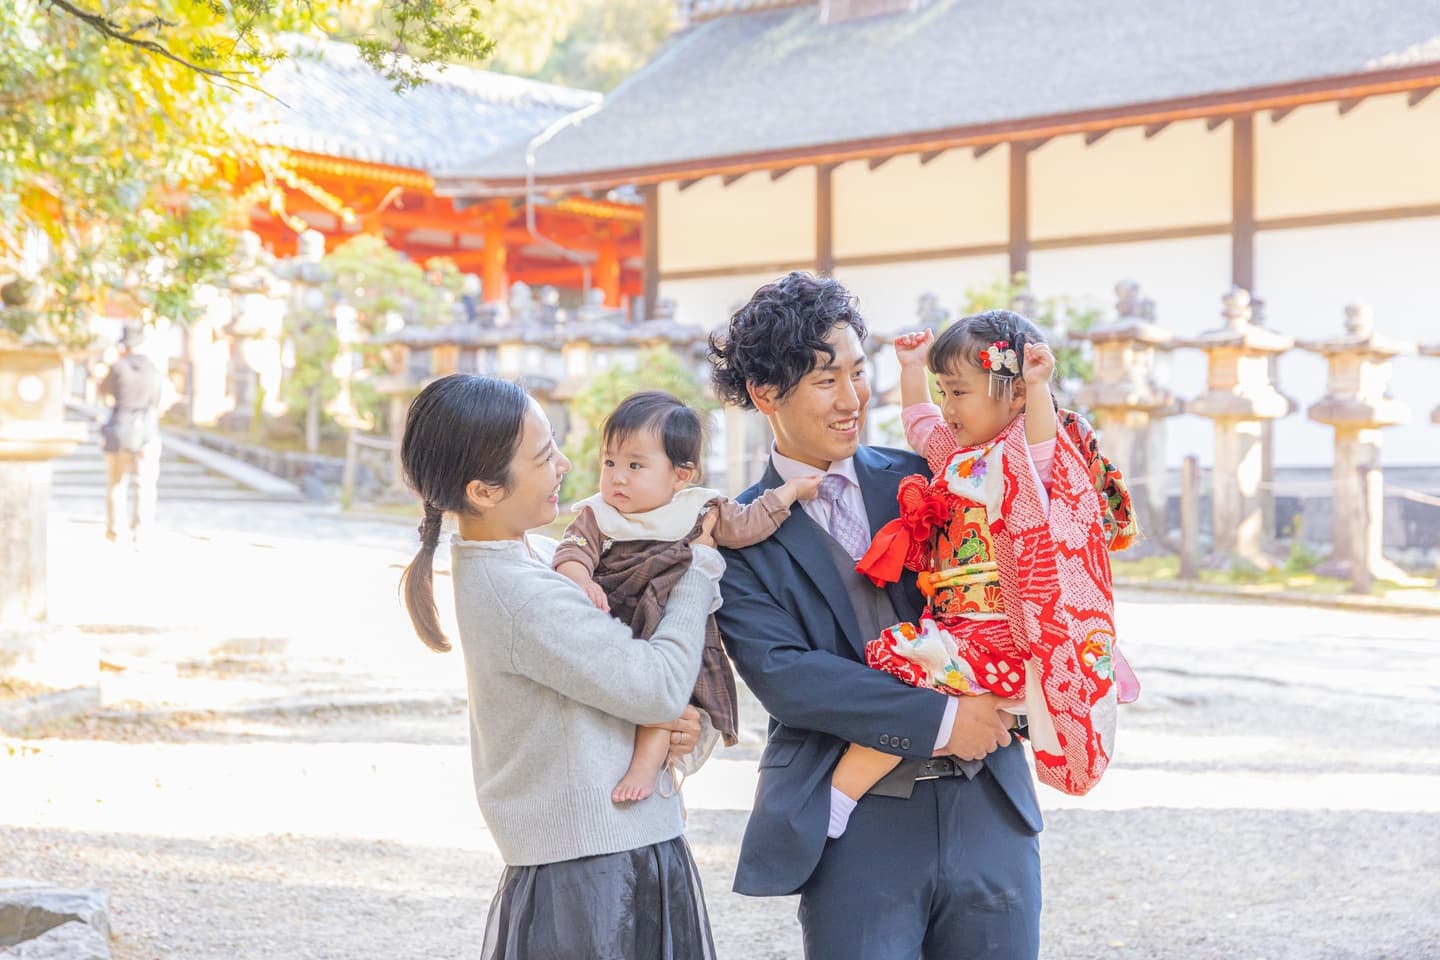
[979,340,1019,398]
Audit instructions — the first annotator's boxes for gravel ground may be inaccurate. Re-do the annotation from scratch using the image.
[3,505,1439,958]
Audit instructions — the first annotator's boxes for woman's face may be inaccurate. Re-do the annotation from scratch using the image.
[484,400,571,535]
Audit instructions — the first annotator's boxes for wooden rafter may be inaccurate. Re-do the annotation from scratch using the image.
[1206,116,1229,131]
[1083,129,1110,146]
[920,149,946,164]
[1409,88,1435,107]
[1337,97,1363,115]
[1269,105,1296,123]
[722,172,749,187]
[867,155,892,171]
[1144,122,1170,138]
[971,143,997,159]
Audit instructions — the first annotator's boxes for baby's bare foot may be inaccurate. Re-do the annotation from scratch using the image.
[611,771,657,804]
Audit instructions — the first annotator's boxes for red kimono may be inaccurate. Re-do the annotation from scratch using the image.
[857,409,1138,797]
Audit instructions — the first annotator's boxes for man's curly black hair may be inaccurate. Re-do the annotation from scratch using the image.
[707,271,868,410]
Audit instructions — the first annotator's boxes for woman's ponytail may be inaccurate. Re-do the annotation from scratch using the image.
[402,500,449,652]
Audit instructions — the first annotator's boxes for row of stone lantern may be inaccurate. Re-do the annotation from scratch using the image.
[1071,281,1434,582]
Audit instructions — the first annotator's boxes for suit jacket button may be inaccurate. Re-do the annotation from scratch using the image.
[901,737,912,750]
[879,734,890,746]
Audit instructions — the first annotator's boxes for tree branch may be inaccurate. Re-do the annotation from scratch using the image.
[43,0,247,82]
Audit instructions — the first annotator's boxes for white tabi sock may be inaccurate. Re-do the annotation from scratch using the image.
[827,787,858,839]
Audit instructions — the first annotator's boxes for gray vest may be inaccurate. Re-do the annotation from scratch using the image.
[817,527,983,790]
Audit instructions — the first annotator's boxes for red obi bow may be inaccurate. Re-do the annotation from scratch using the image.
[855,474,949,587]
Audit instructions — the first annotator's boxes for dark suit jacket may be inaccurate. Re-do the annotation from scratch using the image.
[715,444,1043,897]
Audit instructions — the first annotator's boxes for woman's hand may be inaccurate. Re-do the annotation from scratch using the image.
[893,329,935,369]
[643,705,703,764]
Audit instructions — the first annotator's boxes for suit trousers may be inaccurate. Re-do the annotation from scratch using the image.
[797,766,1041,960]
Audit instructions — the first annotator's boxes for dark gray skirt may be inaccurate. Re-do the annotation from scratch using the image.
[481,836,716,960]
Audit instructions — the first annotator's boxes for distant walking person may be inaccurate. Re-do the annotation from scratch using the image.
[100,325,163,546]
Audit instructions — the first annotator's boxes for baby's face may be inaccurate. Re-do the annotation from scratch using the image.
[599,429,688,515]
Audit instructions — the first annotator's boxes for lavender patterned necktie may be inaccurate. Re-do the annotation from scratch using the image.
[817,474,868,560]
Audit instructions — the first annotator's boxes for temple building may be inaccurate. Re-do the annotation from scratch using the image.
[231,38,643,310]
[435,0,1440,467]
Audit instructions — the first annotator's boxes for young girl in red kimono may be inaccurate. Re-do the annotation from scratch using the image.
[827,309,1140,837]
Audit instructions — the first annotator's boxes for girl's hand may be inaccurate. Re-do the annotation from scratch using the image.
[893,329,935,369]
[1023,342,1056,386]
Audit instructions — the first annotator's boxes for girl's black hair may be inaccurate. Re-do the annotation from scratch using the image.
[709,271,868,409]
[602,391,704,473]
[928,309,1048,379]
[399,374,529,652]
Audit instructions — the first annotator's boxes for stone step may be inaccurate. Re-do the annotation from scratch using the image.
[50,487,289,503]
[53,459,209,476]
[53,474,249,492]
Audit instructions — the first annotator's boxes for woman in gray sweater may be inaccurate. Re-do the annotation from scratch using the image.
[399,374,722,960]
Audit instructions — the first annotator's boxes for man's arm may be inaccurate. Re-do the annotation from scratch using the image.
[715,544,946,759]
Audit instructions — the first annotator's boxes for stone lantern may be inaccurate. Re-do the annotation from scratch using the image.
[1298,304,1414,580]
[1072,280,1180,543]
[1,312,92,698]
[1179,287,1294,566]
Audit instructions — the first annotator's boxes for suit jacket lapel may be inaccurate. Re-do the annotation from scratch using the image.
[758,461,865,658]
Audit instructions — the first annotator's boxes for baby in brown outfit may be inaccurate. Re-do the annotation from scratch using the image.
[555,390,820,802]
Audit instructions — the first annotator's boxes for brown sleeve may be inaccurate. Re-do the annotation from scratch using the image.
[551,506,604,575]
[710,489,793,549]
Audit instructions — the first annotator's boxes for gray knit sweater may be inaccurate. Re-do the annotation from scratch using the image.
[449,534,717,866]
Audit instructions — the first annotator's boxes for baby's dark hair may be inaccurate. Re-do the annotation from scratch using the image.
[709,271,868,409]
[602,391,704,472]
[928,309,1048,379]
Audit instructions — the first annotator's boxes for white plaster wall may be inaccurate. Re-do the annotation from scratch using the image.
[1028,236,1233,466]
[1256,218,1440,468]
[1257,91,1440,220]
[835,255,1011,411]
[659,272,788,333]
[1030,120,1231,239]
[833,149,1007,257]
[658,170,816,273]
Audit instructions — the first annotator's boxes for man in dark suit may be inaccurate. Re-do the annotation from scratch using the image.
[710,272,1043,959]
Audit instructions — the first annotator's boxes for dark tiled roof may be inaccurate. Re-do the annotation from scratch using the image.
[440,0,1440,186]
[234,38,599,172]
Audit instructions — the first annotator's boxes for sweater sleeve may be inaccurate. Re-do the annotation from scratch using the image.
[506,564,715,725]
[900,402,943,455]
[711,489,791,549]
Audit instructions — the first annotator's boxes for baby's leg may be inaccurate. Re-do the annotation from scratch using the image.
[614,725,672,803]
[827,744,903,839]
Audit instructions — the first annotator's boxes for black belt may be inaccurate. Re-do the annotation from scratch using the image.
[914,756,970,780]
[867,756,979,799]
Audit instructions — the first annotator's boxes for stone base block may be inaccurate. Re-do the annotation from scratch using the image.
[0,625,98,692]
[0,881,110,958]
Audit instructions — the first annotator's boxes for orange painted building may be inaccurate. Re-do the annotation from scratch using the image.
[231,39,642,309]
